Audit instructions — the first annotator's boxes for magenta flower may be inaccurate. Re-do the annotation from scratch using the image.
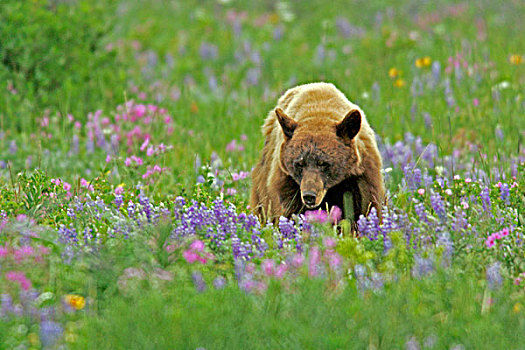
[5,271,32,291]
[308,247,321,277]
[329,206,342,224]
[323,237,337,249]
[114,186,124,195]
[275,264,287,279]
[261,259,275,276]
[291,253,304,268]
[0,245,8,258]
[305,210,328,224]
[190,240,205,252]
[183,250,199,264]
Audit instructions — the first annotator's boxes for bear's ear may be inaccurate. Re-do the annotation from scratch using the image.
[275,108,298,140]
[336,109,361,140]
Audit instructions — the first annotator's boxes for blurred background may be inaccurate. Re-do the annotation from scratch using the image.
[0,0,523,189]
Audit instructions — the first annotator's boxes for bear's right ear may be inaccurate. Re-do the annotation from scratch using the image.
[275,108,297,140]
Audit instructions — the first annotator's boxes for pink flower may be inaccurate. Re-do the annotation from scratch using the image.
[327,251,342,270]
[445,189,453,196]
[5,271,32,291]
[106,154,112,163]
[485,236,495,248]
[461,201,469,209]
[190,240,205,252]
[473,98,479,107]
[226,188,237,196]
[323,237,337,249]
[114,186,124,195]
[500,227,510,237]
[275,264,287,279]
[183,250,198,264]
[329,206,342,224]
[240,134,248,141]
[134,104,147,118]
[147,147,155,156]
[291,253,305,268]
[261,259,275,276]
[305,210,328,224]
[453,175,461,180]
[226,139,238,152]
[417,188,425,195]
[63,182,72,191]
[0,246,9,258]
[140,138,150,151]
[308,247,321,277]
[465,178,472,183]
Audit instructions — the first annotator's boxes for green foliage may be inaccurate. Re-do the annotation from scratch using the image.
[0,0,126,126]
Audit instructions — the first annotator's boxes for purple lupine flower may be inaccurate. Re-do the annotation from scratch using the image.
[213,276,226,290]
[9,140,17,154]
[114,194,123,209]
[0,294,13,317]
[452,209,469,232]
[412,254,434,278]
[499,183,510,204]
[486,262,502,290]
[437,231,453,265]
[199,42,218,60]
[192,271,207,292]
[430,192,446,221]
[414,202,429,224]
[40,320,63,348]
[480,186,492,214]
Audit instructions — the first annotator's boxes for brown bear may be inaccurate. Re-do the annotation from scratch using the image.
[250,82,385,224]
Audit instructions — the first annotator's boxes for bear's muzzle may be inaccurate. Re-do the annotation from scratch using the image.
[300,171,326,209]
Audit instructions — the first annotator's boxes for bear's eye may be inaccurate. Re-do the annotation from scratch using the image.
[317,161,330,169]
[294,159,305,168]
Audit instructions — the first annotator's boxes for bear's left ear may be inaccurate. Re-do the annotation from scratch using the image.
[336,110,361,140]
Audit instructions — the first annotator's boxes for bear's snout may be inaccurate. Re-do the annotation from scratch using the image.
[300,172,326,209]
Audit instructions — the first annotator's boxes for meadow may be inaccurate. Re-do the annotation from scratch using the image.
[0,0,524,348]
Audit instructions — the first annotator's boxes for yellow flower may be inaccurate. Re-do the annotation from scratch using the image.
[415,56,432,68]
[65,294,86,310]
[393,78,406,87]
[27,333,40,346]
[513,303,522,313]
[509,54,523,65]
[388,67,400,78]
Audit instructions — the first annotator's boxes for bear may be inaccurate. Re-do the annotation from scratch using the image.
[250,82,385,224]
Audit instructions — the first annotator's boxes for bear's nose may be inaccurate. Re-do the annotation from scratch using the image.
[302,191,317,207]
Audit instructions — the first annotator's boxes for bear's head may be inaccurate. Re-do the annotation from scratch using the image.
[276,107,363,209]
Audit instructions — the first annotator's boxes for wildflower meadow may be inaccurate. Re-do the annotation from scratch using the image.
[1,0,524,349]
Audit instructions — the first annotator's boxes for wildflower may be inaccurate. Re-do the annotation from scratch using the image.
[417,188,425,196]
[261,259,275,276]
[486,262,502,290]
[305,209,328,224]
[415,56,432,68]
[5,271,32,290]
[64,294,86,310]
[329,206,342,224]
[388,67,400,78]
[445,189,453,196]
[114,185,124,195]
[40,321,63,348]
[509,54,523,65]
[213,276,226,290]
[394,78,406,87]
[192,271,207,292]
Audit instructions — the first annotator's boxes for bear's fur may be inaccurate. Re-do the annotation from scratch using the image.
[250,82,385,223]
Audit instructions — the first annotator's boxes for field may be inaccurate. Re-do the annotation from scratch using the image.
[1,0,524,348]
